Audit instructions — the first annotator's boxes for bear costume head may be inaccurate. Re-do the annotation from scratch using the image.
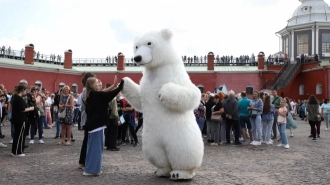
[133,29,180,69]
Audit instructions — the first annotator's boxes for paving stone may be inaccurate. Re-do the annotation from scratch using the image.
[0,119,330,184]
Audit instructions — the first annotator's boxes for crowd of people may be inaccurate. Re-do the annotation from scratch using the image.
[1,77,329,175]
[181,54,257,64]
[193,89,330,149]
[0,73,144,175]
[0,45,63,63]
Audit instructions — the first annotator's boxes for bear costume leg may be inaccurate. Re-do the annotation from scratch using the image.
[143,139,172,177]
[155,167,172,177]
[164,123,203,180]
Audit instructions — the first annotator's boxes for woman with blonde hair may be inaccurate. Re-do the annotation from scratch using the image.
[249,91,263,146]
[58,85,74,145]
[277,99,289,149]
[284,97,297,137]
[83,76,124,176]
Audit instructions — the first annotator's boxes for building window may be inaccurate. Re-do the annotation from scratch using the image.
[35,80,42,89]
[196,84,204,93]
[59,82,65,90]
[20,79,28,85]
[72,83,78,93]
[246,86,253,95]
[284,38,289,55]
[322,33,330,56]
[316,83,322,95]
[299,85,304,95]
[297,34,308,55]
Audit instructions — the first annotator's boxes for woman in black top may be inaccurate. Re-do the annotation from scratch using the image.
[83,76,124,176]
[11,84,34,157]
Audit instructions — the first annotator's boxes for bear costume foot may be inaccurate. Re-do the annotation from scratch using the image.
[154,167,171,177]
[169,170,195,180]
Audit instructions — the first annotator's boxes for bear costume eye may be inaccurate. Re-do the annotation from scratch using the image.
[136,46,138,49]
[147,42,151,45]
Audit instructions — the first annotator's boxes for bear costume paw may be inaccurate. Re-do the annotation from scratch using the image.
[158,82,179,109]
[169,170,195,180]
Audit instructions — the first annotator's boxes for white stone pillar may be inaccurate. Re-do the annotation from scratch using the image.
[280,36,283,52]
[316,26,319,55]
[291,30,295,62]
[312,26,315,55]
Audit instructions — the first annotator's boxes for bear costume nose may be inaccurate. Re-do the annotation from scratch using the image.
[134,55,142,62]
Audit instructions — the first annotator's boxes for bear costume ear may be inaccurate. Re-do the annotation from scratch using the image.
[160,29,172,40]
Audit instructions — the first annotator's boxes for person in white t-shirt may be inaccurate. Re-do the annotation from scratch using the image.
[73,93,80,127]
[290,100,296,119]
[45,92,53,128]
[321,99,330,130]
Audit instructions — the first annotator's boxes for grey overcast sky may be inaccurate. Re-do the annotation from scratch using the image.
[0,0,313,58]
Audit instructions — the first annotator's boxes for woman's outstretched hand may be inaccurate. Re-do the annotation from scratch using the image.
[113,75,118,87]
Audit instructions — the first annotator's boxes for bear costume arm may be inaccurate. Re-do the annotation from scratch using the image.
[159,82,201,112]
[121,77,142,111]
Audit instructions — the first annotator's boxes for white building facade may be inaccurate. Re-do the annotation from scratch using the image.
[277,0,330,61]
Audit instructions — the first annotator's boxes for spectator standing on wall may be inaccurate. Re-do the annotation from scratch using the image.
[20,48,24,59]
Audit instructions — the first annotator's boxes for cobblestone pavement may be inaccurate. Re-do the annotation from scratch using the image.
[0,119,330,185]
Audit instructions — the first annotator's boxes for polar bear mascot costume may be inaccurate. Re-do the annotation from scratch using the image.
[121,29,204,180]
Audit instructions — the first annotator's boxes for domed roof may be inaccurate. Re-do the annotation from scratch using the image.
[288,0,330,26]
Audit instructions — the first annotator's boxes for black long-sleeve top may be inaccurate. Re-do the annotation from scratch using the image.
[11,95,26,124]
[85,84,123,132]
[205,100,215,120]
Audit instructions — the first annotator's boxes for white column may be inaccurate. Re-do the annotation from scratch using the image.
[312,26,315,55]
[291,30,295,62]
[316,26,319,55]
[280,36,283,52]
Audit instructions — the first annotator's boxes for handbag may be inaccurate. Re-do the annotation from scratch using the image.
[277,115,285,123]
[53,105,58,113]
[58,95,70,119]
[249,110,257,118]
[211,114,222,122]
[315,114,324,122]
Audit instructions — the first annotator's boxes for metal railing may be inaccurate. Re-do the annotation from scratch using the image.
[270,62,290,90]
[1,47,286,67]
[275,60,301,90]
[0,49,65,65]
[258,62,288,91]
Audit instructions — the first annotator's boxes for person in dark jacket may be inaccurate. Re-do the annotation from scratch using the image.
[11,84,34,157]
[223,90,241,145]
[83,76,123,176]
[205,95,215,143]
[53,89,61,138]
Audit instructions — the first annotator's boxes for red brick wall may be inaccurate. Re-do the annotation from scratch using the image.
[1,66,328,100]
[289,68,326,101]
[0,68,81,93]
[215,73,261,94]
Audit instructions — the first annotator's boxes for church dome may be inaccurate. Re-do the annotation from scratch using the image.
[288,0,330,26]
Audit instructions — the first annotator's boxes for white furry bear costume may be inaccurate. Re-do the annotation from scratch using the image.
[121,29,204,180]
